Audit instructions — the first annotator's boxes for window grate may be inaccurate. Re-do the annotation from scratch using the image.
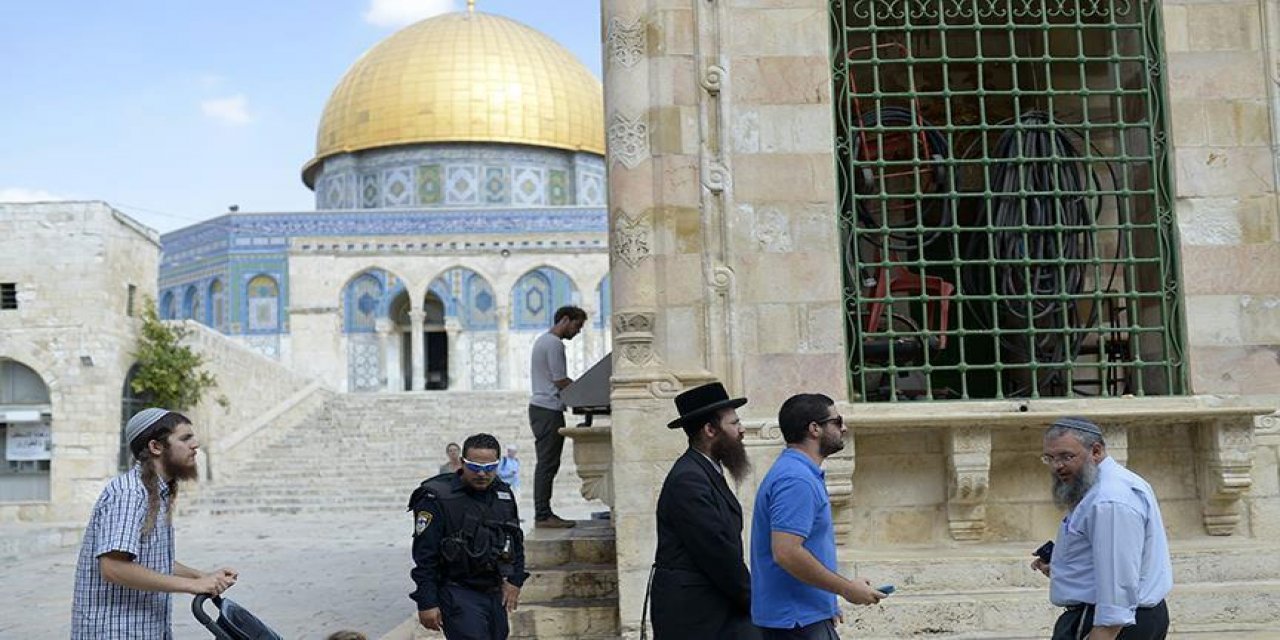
[831,0,1185,401]
[0,283,16,310]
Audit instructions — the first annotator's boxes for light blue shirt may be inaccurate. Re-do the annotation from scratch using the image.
[1050,456,1173,627]
[498,456,520,491]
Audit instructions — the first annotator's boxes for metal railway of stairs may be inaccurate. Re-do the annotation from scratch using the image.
[842,538,1280,638]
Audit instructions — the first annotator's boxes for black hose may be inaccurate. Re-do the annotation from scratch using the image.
[851,107,952,253]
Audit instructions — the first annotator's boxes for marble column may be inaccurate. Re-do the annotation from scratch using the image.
[409,309,426,392]
[496,304,511,390]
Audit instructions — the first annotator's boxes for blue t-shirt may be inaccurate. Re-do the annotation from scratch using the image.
[750,448,839,629]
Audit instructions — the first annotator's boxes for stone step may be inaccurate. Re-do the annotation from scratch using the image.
[850,540,1280,594]
[840,580,1280,637]
[525,535,616,568]
[519,565,618,602]
[508,598,620,639]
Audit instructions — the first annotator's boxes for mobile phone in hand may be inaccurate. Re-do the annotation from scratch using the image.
[1034,540,1054,563]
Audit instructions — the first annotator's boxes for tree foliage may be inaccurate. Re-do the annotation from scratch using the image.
[131,299,217,411]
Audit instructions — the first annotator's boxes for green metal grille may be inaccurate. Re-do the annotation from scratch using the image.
[831,0,1186,401]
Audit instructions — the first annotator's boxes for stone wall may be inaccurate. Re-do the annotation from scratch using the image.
[169,320,320,482]
[602,0,1280,635]
[0,202,159,523]
[285,245,610,391]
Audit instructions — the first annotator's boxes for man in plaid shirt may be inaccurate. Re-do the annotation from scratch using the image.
[71,408,238,639]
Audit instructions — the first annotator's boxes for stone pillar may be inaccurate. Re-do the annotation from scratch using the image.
[409,309,426,392]
[376,318,398,392]
[497,304,511,390]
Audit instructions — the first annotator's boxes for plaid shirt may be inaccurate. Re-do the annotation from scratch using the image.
[71,464,175,639]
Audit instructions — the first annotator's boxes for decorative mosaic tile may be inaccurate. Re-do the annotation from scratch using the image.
[418,165,443,205]
[360,174,380,208]
[483,166,508,205]
[578,172,605,206]
[383,168,413,207]
[512,167,545,206]
[446,165,479,205]
[548,169,568,206]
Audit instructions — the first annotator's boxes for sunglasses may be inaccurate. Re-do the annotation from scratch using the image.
[462,458,500,473]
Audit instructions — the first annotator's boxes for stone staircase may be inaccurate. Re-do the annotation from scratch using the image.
[185,392,604,521]
[841,539,1280,638]
[379,519,621,640]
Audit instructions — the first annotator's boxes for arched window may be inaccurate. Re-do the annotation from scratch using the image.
[596,274,611,329]
[159,291,176,320]
[182,285,201,321]
[344,270,401,333]
[246,275,280,333]
[0,359,52,502]
[208,279,227,331]
[511,267,579,330]
[428,267,497,330]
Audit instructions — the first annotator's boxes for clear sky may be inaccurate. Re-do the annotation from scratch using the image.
[0,0,603,233]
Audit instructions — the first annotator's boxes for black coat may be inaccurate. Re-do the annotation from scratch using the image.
[650,449,759,640]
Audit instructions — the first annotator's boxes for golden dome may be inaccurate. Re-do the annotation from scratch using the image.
[303,11,605,187]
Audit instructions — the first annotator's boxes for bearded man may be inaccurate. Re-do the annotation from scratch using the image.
[1033,417,1172,640]
[649,382,759,640]
[71,408,238,639]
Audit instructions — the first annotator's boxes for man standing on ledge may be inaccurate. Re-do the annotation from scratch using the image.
[527,305,586,529]
[1034,416,1172,640]
[751,393,884,639]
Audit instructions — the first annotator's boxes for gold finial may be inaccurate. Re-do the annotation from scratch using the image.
[467,0,475,13]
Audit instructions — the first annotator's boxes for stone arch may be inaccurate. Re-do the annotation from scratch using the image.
[341,268,407,334]
[207,279,227,331]
[245,274,281,333]
[181,284,201,321]
[511,265,581,330]
[596,273,611,329]
[0,357,53,502]
[119,363,154,472]
[159,290,176,320]
[427,266,498,330]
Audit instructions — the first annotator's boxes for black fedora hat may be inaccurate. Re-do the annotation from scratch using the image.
[667,382,748,429]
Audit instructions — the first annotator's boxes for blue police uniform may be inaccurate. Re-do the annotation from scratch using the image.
[409,471,528,640]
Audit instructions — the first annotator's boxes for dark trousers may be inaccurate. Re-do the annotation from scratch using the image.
[1052,601,1169,640]
[528,405,565,520]
[440,584,508,640]
[760,619,840,640]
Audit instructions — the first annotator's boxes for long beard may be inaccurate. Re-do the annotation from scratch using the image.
[709,430,752,485]
[162,450,199,482]
[1052,457,1099,509]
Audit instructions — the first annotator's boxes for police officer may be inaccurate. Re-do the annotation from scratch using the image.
[409,433,528,639]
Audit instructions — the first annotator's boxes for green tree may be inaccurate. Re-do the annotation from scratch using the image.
[131,299,217,411]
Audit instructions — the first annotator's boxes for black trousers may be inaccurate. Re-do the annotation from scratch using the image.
[528,405,565,520]
[440,584,508,640]
[760,619,840,640]
[1052,601,1168,640]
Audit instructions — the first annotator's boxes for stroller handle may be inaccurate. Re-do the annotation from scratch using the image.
[191,594,225,626]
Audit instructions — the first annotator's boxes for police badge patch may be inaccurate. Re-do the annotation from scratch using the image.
[414,510,433,536]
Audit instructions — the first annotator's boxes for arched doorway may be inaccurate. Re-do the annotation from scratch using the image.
[119,364,154,472]
[0,359,52,502]
[391,291,449,390]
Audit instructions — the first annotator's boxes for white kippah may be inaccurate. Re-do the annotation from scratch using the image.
[125,408,171,448]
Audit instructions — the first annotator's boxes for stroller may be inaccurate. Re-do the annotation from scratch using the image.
[192,594,285,640]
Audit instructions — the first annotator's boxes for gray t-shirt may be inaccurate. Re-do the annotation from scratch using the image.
[530,331,567,411]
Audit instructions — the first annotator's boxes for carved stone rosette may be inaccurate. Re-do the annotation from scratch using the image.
[1196,417,1255,536]
[613,311,657,368]
[946,426,991,541]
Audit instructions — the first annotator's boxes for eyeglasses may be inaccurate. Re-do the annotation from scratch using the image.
[1040,453,1079,467]
[815,416,844,428]
[462,458,500,473]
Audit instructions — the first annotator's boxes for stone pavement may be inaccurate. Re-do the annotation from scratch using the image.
[0,492,603,639]
[0,510,410,639]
